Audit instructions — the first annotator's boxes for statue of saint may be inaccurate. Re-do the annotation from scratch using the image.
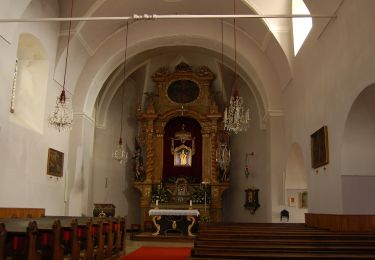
[180,150,187,165]
[133,147,145,181]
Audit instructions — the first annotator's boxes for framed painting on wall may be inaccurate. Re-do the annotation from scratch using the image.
[310,125,329,169]
[47,148,64,177]
[288,196,296,207]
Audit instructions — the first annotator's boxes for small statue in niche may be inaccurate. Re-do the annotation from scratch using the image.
[180,150,187,165]
[133,143,145,182]
[219,164,230,182]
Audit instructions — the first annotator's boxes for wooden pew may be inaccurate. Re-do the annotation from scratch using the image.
[191,223,375,259]
[0,216,126,260]
[0,208,45,218]
[0,220,42,260]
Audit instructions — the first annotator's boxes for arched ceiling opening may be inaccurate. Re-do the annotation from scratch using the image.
[54,0,293,114]
[52,0,343,130]
[95,45,265,129]
[341,84,375,176]
[70,18,284,126]
[285,143,307,190]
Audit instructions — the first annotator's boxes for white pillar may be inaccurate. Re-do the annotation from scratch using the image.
[66,113,95,216]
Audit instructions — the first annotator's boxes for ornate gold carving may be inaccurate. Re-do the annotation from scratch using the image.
[154,67,170,78]
[187,216,196,236]
[175,62,192,72]
[152,216,161,236]
[135,62,230,223]
[196,66,214,78]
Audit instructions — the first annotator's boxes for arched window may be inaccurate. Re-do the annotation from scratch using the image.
[292,0,312,56]
[10,33,49,133]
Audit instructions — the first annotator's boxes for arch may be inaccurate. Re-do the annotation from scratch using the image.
[163,116,202,182]
[70,19,284,123]
[341,84,375,176]
[341,84,375,214]
[284,142,308,221]
[285,143,307,190]
[10,33,49,133]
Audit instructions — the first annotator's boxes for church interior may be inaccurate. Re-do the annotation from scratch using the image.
[0,0,375,259]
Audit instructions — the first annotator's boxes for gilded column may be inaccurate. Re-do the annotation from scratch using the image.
[143,102,157,184]
[153,123,164,183]
[210,128,218,184]
[201,126,211,183]
[145,123,154,183]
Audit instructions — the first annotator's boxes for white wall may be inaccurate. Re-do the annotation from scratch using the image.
[92,79,140,226]
[284,1,375,214]
[0,0,71,215]
[222,81,269,222]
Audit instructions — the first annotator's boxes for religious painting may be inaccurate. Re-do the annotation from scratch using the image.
[47,148,64,177]
[310,126,329,169]
[167,79,200,104]
[174,145,192,167]
[288,196,296,207]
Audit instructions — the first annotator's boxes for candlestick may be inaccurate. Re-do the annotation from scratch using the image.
[156,200,159,206]
[190,200,192,207]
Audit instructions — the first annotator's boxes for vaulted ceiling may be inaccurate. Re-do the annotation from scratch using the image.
[52,0,341,123]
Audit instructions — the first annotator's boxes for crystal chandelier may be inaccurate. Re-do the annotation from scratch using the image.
[112,21,130,164]
[223,0,250,135]
[48,0,74,132]
[48,90,73,132]
[112,137,128,164]
[224,91,250,134]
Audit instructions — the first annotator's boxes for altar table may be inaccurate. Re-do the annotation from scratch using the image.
[148,209,200,236]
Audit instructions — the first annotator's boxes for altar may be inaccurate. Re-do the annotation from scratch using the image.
[149,209,200,236]
[133,62,231,229]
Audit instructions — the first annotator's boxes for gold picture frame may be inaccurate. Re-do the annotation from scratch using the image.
[310,126,329,169]
[47,148,64,177]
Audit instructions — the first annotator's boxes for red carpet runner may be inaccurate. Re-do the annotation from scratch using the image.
[122,247,191,260]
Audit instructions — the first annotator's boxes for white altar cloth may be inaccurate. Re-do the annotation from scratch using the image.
[148,209,200,216]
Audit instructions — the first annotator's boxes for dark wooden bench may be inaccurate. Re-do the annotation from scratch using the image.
[191,223,375,259]
[0,216,126,260]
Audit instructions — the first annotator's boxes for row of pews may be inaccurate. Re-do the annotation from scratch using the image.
[191,222,375,259]
[0,216,126,260]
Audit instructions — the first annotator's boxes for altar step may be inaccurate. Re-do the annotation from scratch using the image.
[131,231,196,242]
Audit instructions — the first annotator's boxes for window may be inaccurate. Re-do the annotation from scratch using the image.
[292,0,312,55]
[10,33,49,133]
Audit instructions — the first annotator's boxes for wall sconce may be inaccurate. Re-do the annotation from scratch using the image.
[245,152,254,178]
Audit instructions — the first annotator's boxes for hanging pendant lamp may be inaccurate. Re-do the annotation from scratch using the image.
[216,18,231,175]
[48,0,74,132]
[112,21,130,164]
[223,0,250,135]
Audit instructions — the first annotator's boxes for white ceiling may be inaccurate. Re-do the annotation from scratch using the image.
[53,0,341,120]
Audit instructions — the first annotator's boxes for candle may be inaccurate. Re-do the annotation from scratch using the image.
[190,200,192,207]
[156,200,159,206]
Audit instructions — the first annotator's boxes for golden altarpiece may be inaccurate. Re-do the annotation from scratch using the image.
[134,62,230,227]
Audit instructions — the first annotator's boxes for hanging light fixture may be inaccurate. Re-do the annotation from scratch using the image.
[112,21,129,164]
[223,0,250,134]
[48,0,74,132]
[216,19,231,175]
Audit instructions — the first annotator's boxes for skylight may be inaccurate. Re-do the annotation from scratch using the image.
[292,0,312,56]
